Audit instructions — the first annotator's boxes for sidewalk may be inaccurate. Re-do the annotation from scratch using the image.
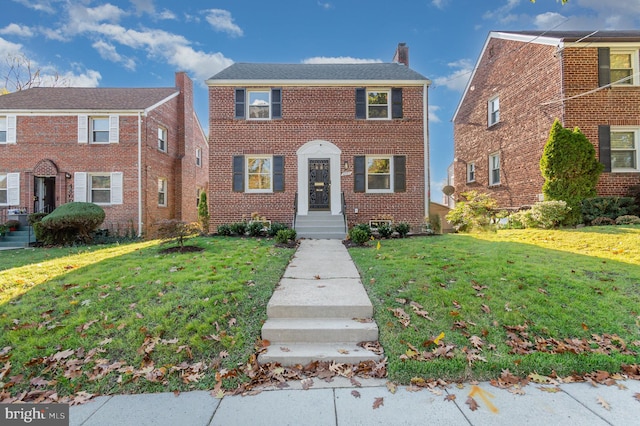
[69,239,640,425]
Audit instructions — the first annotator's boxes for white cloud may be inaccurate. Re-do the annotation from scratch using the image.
[11,0,56,14]
[431,0,448,10]
[92,40,136,70]
[317,2,333,10]
[433,59,473,92]
[483,0,521,24]
[429,105,442,123]
[0,24,34,38]
[47,68,102,87]
[302,56,383,64]
[0,37,23,56]
[130,0,155,16]
[204,9,243,37]
[158,9,177,20]
[533,12,568,30]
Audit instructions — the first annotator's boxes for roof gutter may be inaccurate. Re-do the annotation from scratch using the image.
[423,82,430,221]
[137,111,143,237]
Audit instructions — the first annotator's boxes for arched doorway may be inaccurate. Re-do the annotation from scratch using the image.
[33,159,58,213]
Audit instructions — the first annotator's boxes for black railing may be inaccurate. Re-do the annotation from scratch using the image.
[293,192,298,229]
[341,192,347,233]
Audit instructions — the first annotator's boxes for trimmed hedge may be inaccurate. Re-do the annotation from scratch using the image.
[39,202,105,245]
[581,197,637,224]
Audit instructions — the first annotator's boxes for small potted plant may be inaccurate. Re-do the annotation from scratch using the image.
[4,219,20,231]
[0,224,6,237]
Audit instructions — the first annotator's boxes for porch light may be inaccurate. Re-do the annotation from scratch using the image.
[344,161,349,170]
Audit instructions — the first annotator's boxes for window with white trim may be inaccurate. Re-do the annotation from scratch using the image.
[78,115,119,144]
[91,117,109,143]
[0,115,16,144]
[74,172,123,205]
[610,49,639,86]
[196,148,202,167]
[611,127,639,171]
[367,90,390,119]
[488,96,500,126]
[158,127,167,152]
[158,178,167,207]
[366,156,393,193]
[246,156,272,192]
[0,174,7,204]
[248,90,271,119]
[467,162,476,183]
[489,153,500,185]
[0,117,6,143]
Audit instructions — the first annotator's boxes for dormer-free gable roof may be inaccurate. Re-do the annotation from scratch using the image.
[207,63,430,86]
[0,87,179,113]
[452,30,640,122]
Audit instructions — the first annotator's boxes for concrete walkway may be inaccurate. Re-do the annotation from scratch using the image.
[68,238,640,425]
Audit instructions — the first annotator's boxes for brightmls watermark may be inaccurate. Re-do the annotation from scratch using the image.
[2,404,69,425]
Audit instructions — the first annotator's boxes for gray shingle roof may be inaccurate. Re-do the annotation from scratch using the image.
[0,87,178,110]
[501,30,640,42]
[207,63,428,82]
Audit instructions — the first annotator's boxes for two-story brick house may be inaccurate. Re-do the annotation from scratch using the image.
[452,31,640,208]
[0,72,208,237]
[207,45,431,237]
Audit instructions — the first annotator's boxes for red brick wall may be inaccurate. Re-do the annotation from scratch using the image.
[208,85,427,230]
[453,37,640,208]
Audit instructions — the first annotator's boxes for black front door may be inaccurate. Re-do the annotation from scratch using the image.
[309,159,330,210]
[34,177,56,213]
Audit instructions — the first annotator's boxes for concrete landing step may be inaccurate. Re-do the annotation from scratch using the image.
[258,342,383,366]
[262,318,378,343]
[267,278,373,319]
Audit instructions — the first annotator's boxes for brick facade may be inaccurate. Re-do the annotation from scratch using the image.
[0,72,208,237]
[453,32,640,208]
[208,78,429,231]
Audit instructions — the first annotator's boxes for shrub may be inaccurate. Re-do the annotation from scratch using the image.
[446,191,498,232]
[529,200,571,229]
[353,223,372,238]
[156,219,200,249]
[590,217,616,226]
[267,222,288,237]
[427,214,442,234]
[39,202,105,245]
[275,228,296,244]
[229,222,247,236]
[4,219,20,230]
[377,223,393,238]
[348,226,371,245]
[615,215,640,225]
[540,119,603,225]
[394,222,411,238]
[28,212,48,225]
[217,224,232,236]
[581,197,637,224]
[198,192,209,234]
[505,209,535,229]
[247,221,265,237]
[626,185,640,212]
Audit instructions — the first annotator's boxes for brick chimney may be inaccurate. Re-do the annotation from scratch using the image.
[392,43,409,66]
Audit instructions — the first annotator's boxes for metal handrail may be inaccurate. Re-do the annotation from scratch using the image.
[341,192,347,233]
[293,192,298,229]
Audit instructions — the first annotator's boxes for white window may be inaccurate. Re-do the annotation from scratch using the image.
[248,90,271,119]
[611,128,639,171]
[0,173,20,205]
[366,156,393,193]
[488,96,500,126]
[78,115,119,143]
[611,49,639,86]
[467,162,476,183]
[0,115,16,144]
[489,153,500,185]
[196,148,202,167]
[158,178,167,206]
[158,127,167,152]
[246,156,272,192]
[74,172,123,205]
[367,89,390,119]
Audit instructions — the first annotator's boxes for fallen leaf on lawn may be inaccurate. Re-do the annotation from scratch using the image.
[228,318,237,327]
[444,394,456,402]
[386,382,397,394]
[537,288,548,295]
[597,396,611,411]
[452,300,461,309]
[581,323,589,330]
[51,349,75,361]
[433,332,445,345]
[481,304,491,314]
[136,313,144,319]
[528,373,557,384]
[351,390,361,398]
[373,397,384,409]
[466,396,479,411]
[98,338,112,346]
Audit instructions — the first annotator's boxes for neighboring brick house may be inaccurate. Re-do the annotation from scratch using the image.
[206,44,431,237]
[0,72,209,237]
[452,30,640,208]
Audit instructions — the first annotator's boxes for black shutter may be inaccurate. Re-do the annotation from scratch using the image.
[234,88,245,119]
[598,125,611,172]
[272,88,282,119]
[354,156,366,192]
[598,48,610,87]
[355,88,366,119]
[391,88,403,119]
[394,155,406,192]
[232,155,244,192]
[273,155,284,191]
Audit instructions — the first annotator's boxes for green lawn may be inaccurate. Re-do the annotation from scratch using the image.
[0,237,294,399]
[349,226,640,383]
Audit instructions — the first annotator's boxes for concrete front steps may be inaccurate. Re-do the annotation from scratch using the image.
[294,211,347,240]
[259,239,382,366]
[0,227,34,249]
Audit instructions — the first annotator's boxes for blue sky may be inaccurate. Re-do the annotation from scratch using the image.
[2,0,639,202]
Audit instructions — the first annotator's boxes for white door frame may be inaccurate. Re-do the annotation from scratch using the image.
[296,140,342,216]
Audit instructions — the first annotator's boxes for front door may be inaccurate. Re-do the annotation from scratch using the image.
[308,159,330,210]
[34,177,56,213]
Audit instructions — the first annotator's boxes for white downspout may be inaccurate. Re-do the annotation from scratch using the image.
[137,112,143,237]
[423,82,430,220]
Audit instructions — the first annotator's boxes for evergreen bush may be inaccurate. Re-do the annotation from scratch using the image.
[39,202,105,245]
[581,197,637,224]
